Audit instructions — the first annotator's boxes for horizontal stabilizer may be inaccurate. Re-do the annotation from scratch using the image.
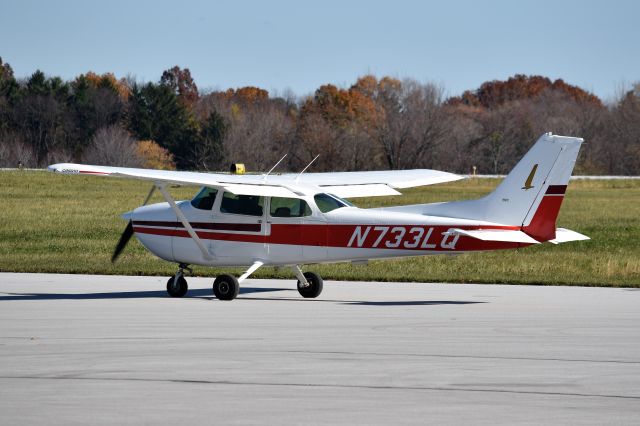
[548,228,590,244]
[451,228,540,244]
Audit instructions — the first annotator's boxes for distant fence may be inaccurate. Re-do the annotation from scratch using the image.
[1,168,47,172]
[471,174,640,180]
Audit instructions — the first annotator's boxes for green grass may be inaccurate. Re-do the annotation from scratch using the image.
[1,171,639,286]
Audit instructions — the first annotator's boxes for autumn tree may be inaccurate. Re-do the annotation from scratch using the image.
[136,140,175,170]
[160,66,198,108]
[448,74,602,109]
[294,80,380,171]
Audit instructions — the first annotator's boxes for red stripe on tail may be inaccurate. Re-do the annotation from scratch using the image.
[522,185,567,241]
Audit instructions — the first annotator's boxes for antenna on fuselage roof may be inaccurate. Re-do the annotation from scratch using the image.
[262,154,287,180]
[296,155,320,181]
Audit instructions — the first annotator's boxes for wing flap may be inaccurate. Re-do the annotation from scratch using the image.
[223,184,298,198]
[320,184,401,198]
[296,169,464,189]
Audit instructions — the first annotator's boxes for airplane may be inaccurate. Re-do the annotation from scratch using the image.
[48,133,589,301]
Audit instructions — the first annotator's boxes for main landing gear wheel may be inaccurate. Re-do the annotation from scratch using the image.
[166,276,188,298]
[297,271,323,298]
[213,274,240,301]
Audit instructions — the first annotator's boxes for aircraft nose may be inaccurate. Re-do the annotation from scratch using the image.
[121,210,134,221]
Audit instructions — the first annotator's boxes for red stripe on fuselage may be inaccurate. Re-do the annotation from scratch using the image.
[133,223,525,252]
[132,220,261,232]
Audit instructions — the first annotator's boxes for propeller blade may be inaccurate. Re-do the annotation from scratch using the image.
[111,220,134,263]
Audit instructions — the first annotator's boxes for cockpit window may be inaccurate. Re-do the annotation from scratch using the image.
[270,197,312,217]
[220,192,264,216]
[313,193,353,213]
[191,187,218,210]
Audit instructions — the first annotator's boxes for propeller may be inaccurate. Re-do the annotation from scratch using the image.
[111,185,156,263]
[111,220,134,263]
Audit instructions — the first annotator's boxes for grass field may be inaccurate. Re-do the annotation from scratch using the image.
[1,171,639,287]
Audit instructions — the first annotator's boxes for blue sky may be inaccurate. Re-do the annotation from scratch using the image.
[1,0,638,101]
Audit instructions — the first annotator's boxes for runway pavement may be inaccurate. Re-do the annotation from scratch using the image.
[1,273,639,425]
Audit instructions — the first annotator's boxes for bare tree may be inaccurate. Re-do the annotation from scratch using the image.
[369,79,449,169]
[82,125,142,166]
[602,84,640,174]
[0,131,35,167]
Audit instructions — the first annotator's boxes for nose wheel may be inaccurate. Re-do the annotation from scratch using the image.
[167,264,190,297]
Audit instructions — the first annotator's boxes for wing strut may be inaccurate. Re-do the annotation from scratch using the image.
[156,183,213,260]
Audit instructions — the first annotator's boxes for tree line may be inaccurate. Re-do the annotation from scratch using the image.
[1,57,638,174]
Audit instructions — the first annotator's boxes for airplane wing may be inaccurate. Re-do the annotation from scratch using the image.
[47,163,302,197]
[48,163,464,198]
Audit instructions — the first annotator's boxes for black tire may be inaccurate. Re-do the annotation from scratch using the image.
[166,276,188,297]
[213,274,240,301]
[297,271,323,298]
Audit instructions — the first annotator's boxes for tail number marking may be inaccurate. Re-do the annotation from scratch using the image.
[347,226,454,250]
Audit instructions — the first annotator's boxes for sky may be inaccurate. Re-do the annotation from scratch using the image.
[1,0,638,102]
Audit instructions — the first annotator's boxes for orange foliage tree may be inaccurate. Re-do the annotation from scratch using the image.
[82,71,130,100]
[448,74,602,109]
[135,140,175,170]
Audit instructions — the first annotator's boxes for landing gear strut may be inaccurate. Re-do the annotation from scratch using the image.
[167,263,190,298]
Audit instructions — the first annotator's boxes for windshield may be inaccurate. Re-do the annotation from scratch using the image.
[314,193,353,213]
[191,187,218,210]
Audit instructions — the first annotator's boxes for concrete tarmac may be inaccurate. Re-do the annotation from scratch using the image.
[1,273,639,425]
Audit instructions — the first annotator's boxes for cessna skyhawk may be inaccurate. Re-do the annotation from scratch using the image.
[49,133,589,300]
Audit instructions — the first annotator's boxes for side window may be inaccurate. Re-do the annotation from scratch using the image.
[270,197,312,218]
[220,192,264,216]
[191,187,218,210]
[314,193,351,213]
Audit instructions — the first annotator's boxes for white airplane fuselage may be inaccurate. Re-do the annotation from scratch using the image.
[131,196,526,268]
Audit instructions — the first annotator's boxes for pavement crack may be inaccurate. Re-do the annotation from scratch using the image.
[276,350,640,365]
[1,375,638,401]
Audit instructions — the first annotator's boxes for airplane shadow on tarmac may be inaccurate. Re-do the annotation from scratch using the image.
[229,296,486,306]
[0,287,485,306]
[0,287,286,301]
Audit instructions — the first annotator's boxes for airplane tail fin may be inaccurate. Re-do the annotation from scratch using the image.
[483,133,583,240]
[421,133,586,242]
